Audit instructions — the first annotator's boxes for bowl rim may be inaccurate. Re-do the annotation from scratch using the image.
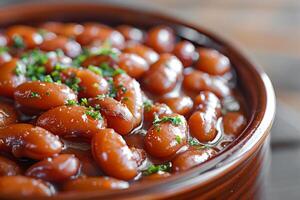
[0,1,276,199]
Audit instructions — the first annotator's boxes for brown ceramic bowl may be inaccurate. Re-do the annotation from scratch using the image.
[0,2,275,200]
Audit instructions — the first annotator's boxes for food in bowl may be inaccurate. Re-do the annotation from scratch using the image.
[0,22,247,197]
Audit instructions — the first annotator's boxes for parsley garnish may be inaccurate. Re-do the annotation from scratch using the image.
[88,65,102,75]
[153,115,183,126]
[65,75,81,92]
[65,99,78,106]
[85,106,102,120]
[99,63,125,77]
[143,100,153,112]
[80,98,88,106]
[0,46,9,54]
[107,78,117,98]
[175,135,182,144]
[12,35,25,49]
[143,163,171,176]
[30,92,41,98]
[43,75,53,83]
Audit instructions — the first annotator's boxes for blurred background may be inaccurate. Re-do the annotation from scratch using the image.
[1,0,299,199]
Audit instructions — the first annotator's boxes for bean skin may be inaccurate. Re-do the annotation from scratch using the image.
[123,42,159,64]
[172,147,217,172]
[118,53,149,79]
[36,105,105,139]
[173,41,196,67]
[81,54,117,68]
[14,81,77,111]
[25,154,80,182]
[114,73,143,128]
[0,58,26,98]
[62,68,109,98]
[159,96,193,116]
[146,26,175,53]
[223,112,247,136]
[117,25,144,42]
[40,36,82,58]
[63,177,129,192]
[89,97,134,135]
[144,114,188,158]
[6,25,43,49]
[143,54,183,95]
[143,103,172,125]
[194,91,221,117]
[0,176,54,197]
[0,156,21,176]
[195,48,231,75]
[188,111,217,143]
[92,129,138,180]
[0,123,62,160]
[0,101,18,127]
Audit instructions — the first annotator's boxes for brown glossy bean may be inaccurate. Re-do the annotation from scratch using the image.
[223,112,247,136]
[36,105,105,139]
[188,111,217,143]
[0,176,54,197]
[40,36,81,58]
[159,96,193,116]
[118,53,149,78]
[6,25,43,49]
[76,23,125,49]
[195,48,231,75]
[143,54,183,94]
[124,42,159,64]
[173,41,196,67]
[0,58,26,98]
[26,154,80,182]
[144,114,187,158]
[146,26,175,53]
[89,97,134,135]
[130,147,147,167]
[194,91,222,117]
[63,177,129,192]
[0,156,21,176]
[114,73,143,128]
[14,81,77,111]
[117,25,144,42]
[62,68,109,98]
[172,148,217,172]
[0,101,18,127]
[143,103,172,124]
[124,133,145,149]
[92,129,138,180]
[81,54,117,68]
[39,22,63,34]
[0,123,62,160]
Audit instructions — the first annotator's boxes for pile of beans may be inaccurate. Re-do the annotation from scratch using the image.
[0,22,247,197]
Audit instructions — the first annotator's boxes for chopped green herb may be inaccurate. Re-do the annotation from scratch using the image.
[12,35,25,49]
[188,138,207,149]
[66,99,78,106]
[14,62,26,76]
[72,48,89,67]
[80,98,88,106]
[96,94,106,100]
[99,63,125,77]
[43,75,53,83]
[0,46,9,54]
[143,100,153,112]
[117,84,127,93]
[85,106,102,120]
[30,92,40,98]
[94,47,118,60]
[153,115,183,126]
[175,135,182,144]
[88,65,102,75]
[65,76,81,92]
[107,79,117,98]
[143,163,171,176]
[45,91,51,96]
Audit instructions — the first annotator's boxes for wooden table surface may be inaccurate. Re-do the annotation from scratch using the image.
[1,0,300,199]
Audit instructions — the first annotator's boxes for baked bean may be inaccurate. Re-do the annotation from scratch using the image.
[146,26,175,53]
[46,23,84,38]
[89,97,134,135]
[144,114,187,158]
[117,25,144,42]
[92,129,138,180]
[188,111,217,143]
[0,101,18,127]
[114,73,143,128]
[6,25,43,49]
[26,154,80,182]
[143,103,172,124]
[143,54,183,94]
[40,22,63,35]
[14,81,77,111]
[81,54,118,68]
[195,48,231,75]
[173,41,196,67]
[0,156,21,176]
[0,176,54,197]
[124,133,145,149]
[0,123,62,160]
[36,105,105,139]
[118,53,149,78]
[63,177,129,192]
[194,91,221,117]
[159,96,193,116]
[124,42,159,64]
[172,147,217,172]
[223,112,247,136]
[40,36,82,58]
[0,58,26,98]
[183,70,230,98]
[62,68,109,98]
[130,147,147,167]
[44,51,72,73]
